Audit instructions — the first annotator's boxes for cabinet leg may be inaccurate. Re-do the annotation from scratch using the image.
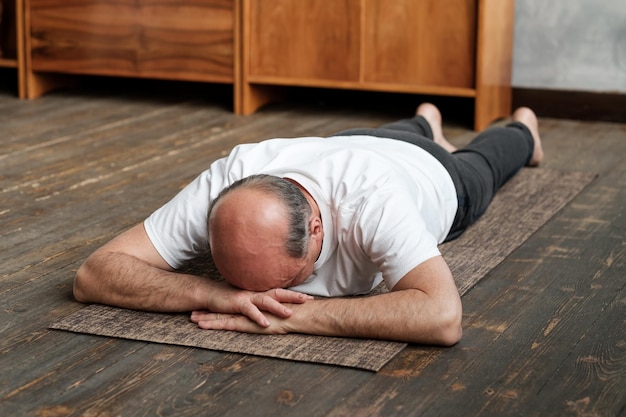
[237,83,285,115]
[26,72,77,99]
[474,86,512,131]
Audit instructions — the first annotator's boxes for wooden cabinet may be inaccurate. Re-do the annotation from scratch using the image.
[240,0,515,130]
[16,0,514,130]
[0,0,26,97]
[24,0,236,98]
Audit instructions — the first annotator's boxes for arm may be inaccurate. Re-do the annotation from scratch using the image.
[74,223,311,326]
[192,255,463,346]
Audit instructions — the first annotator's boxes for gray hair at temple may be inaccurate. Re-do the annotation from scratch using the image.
[208,174,312,259]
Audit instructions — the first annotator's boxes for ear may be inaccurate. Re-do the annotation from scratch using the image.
[309,215,324,242]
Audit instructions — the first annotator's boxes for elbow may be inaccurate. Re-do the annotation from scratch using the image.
[433,300,463,347]
[73,258,95,304]
[438,319,463,347]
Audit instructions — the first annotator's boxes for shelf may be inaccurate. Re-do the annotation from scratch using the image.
[26,0,236,93]
[0,57,18,68]
[247,76,477,98]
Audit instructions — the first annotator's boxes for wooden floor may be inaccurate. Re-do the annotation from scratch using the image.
[1,76,625,417]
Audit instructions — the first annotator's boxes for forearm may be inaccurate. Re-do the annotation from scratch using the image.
[190,256,463,346]
[288,289,462,346]
[74,251,215,312]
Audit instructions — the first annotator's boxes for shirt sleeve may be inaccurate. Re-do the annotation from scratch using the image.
[144,172,213,269]
[355,190,441,290]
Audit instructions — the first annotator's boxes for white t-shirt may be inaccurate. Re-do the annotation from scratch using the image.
[144,135,457,297]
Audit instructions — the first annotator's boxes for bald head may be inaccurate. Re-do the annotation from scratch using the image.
[207,175,318,291]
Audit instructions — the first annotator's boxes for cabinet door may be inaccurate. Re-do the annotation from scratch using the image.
[29,0,234,83]
[248,0,361,82]
[363,0,476,88]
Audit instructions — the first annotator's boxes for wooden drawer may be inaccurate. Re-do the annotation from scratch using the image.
[362,0,476,89]
[28,0,235,83]
[248,0,361,83]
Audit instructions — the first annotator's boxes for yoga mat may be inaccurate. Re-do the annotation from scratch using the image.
[50,168,595,371]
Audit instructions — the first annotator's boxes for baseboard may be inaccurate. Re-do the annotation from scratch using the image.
[513,88,626,124]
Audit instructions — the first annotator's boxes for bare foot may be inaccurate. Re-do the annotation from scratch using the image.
[416,103,457,153]
[512,107,544,166]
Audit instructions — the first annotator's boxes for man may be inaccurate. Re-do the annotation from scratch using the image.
[74,103,543,346]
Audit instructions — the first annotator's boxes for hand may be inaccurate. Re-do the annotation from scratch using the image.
[203,283,312,328]
[190,308,293,335]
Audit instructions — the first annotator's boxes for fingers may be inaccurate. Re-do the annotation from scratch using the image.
[190,311,236,329]
[237,289,312,325]
[251,293,293,318]
[191,311,253,331]
[267,288,314,304]
[200,286,313,329]
[240,299,274,327]
[190,310,287,335]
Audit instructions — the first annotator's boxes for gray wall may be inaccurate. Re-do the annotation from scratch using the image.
[513,0,626,93]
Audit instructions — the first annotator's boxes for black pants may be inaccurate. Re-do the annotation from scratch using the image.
[333,116,535,241]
